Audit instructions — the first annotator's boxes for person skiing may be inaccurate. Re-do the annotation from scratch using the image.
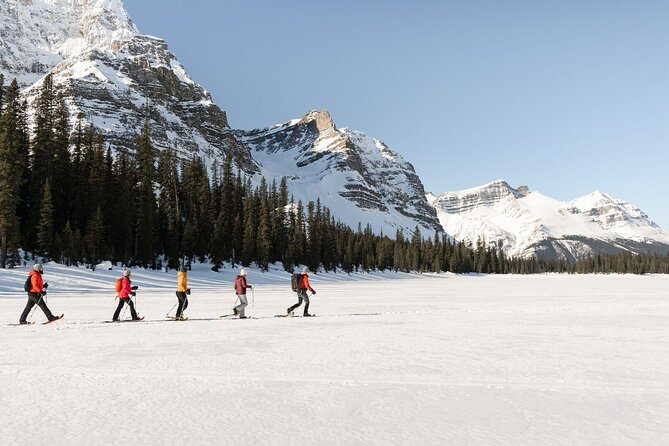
[287,267,316,317]
[175,266,190,320]
[113,269,141,321]
[19,263,60,324]
[233,268,253,319]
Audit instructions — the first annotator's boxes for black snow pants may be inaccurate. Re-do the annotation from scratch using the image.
[288,290,310,316]
[176,291,189,318]
[19,292,54,323]
[113,297,138,321]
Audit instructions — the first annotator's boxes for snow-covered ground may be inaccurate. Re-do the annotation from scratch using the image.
[1,265,668,445]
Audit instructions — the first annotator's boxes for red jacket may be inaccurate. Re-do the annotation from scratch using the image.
[234,275,251,295]
[300,274,314,293]
[119,276,132,299]
[29,270,44,293]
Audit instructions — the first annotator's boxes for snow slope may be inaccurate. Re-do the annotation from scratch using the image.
[1,267,668,445]
[429,180,669,260]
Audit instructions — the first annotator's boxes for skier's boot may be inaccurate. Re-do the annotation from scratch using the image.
[233,308,239,316]
[304,313,314,317]
[239,315,247,319]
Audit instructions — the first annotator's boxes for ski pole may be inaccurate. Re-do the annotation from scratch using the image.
[27,295,43,323]
[252,288,255,319]
[166,302,178,318]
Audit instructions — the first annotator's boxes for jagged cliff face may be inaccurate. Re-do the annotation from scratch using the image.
[2,0,255,169]
[242,110,442,235]
[429,180,669,261]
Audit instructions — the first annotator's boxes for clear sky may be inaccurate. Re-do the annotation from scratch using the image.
[125,0,669,227]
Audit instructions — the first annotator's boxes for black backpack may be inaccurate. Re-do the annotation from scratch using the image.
[23,276,32,292]
[290,273,301,292]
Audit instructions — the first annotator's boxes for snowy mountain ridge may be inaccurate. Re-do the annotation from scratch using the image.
[429,180,669,260]
[241,109,441,235]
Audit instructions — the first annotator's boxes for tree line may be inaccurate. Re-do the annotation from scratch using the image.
[1,74,667,275]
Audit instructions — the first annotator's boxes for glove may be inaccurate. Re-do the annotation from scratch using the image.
[130,291,136,297]
[249,285,253,290]
[131,286,138,290]
[43,283,49,289]
[312,290,316,295]
[186,289,191,295]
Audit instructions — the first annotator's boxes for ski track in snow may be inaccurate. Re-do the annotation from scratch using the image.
[1,267,669,445]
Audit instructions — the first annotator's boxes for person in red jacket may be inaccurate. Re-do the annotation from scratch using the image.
[287,267,316,317]
[113,269,141,321]
[19,263,59,324]
[233,268,252,319]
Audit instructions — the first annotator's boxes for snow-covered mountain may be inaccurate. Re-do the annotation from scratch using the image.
[428,180,669,260]
[242,109,441,235]
[1,0,438,235]
[2,0,255,169]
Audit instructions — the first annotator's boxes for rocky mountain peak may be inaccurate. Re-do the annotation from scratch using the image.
[298,109,336,133]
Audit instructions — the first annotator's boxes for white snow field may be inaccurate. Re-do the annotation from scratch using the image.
[1,264,668,445]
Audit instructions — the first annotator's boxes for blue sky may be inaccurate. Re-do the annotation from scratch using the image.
[125,0,669,227]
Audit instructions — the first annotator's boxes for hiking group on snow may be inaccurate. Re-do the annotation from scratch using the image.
[14,263,317,325]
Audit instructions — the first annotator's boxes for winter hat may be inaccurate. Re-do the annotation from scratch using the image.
[32,263,43,272]
[123,269,131,277]
[179,266,187,273]
[302,267,309,274]
[240,268,247,276]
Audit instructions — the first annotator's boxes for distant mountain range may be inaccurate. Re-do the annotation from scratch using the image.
[428,180,669,260]
[2,0,667,259]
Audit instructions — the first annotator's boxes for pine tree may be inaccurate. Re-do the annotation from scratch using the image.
[0,79,27,267]
[134,121,157,266]
[36,179,54,260]
[157,145,181,269]
[241,194,256,266]
[108,152,136,264]
[256,198,272,271]
[85,206,105,266]
[61,221,75,266]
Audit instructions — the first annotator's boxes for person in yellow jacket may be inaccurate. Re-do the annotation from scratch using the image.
[175,266,191,320]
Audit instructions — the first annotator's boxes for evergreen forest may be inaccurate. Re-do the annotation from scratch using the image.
[1,75,667,275]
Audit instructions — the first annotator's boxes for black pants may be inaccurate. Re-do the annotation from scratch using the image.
[113,297,138,321]
[20,292,54,323]
[288,290,310,316]
[176,291,188,317]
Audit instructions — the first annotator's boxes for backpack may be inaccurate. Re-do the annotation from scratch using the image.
[290,273,302,292]
[115,277,124,294]
[23,276,32,292]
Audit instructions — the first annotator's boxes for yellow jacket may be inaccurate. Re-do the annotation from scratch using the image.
[177,271,188,292]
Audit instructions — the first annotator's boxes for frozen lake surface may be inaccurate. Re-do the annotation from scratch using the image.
[1,267,668,445]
